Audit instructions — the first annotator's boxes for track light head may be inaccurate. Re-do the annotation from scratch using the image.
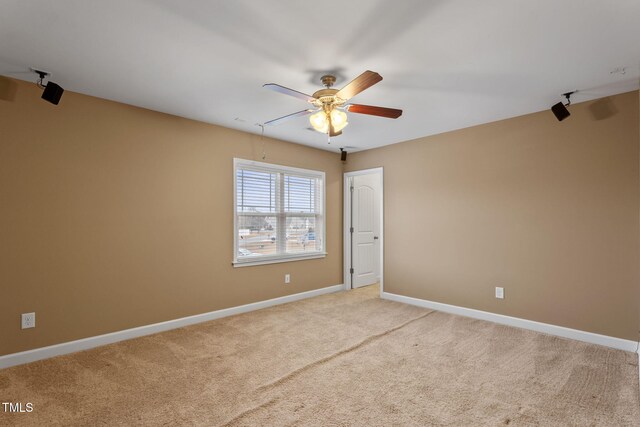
[42,82,64,105]
[31,67,64,105]
[551,90,577,121]
[551,102,570,121]
[340,148,347,162]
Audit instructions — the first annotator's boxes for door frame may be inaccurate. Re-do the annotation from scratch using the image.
[343,167,384,295]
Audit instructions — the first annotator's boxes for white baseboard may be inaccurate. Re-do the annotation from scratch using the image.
[0,284,344,370]
[637,347,640,386]
[382,291,639,353]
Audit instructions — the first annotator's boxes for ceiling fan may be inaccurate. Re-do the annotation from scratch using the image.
[263,70,402,138]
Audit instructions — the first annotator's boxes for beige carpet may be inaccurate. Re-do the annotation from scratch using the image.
[1,285,638,426]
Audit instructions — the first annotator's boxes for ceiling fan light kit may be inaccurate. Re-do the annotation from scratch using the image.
[263,70,402,141]
[330,109,348,131]
[309,108,349,134]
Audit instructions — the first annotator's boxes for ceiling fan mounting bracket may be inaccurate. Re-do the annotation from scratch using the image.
[320,74,336,88]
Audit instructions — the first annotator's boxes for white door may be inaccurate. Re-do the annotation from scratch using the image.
[351,173,380,288]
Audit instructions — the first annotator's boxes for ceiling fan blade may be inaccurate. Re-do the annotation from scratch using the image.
[263,83,316,103]
[264,109,314,126]
[335,70,382,101]
[346,104,403,119]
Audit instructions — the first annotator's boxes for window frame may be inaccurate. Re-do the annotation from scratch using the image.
[233,158,327,267]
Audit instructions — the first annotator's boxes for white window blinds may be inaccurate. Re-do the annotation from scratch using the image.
[234,159,325,266]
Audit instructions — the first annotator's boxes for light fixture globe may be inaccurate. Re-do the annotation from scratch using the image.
[309,110,329,133]
[330,109,348,132]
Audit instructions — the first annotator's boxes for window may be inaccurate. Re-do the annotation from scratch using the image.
[233,158,325,266]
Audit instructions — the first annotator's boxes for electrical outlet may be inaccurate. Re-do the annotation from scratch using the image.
[495,287,504,299]
[21,312,35,329]
[284,274,290,284]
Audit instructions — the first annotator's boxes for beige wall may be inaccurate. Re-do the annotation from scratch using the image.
[0,78,343,356]
[347,91,640,341]
[1,77,638,357]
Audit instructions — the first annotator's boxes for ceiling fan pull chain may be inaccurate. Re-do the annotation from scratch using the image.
[255,123,267,160]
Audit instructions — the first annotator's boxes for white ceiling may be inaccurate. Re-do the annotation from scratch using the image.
[1,0,639,153]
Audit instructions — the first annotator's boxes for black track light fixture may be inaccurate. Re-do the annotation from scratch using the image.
[340,148,347,162]
[551,91,576,122]
[31,68,64,105]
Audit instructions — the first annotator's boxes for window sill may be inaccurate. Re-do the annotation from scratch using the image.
[233,252,327,268]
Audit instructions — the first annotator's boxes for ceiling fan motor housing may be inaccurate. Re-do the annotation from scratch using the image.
[312,75,347,109]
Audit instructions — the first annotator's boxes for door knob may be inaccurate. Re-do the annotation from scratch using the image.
[373,236,379,240]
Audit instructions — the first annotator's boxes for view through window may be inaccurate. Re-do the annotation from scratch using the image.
[234,159,325,265]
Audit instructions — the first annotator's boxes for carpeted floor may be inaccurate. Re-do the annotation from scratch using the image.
[1,284,638,426]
